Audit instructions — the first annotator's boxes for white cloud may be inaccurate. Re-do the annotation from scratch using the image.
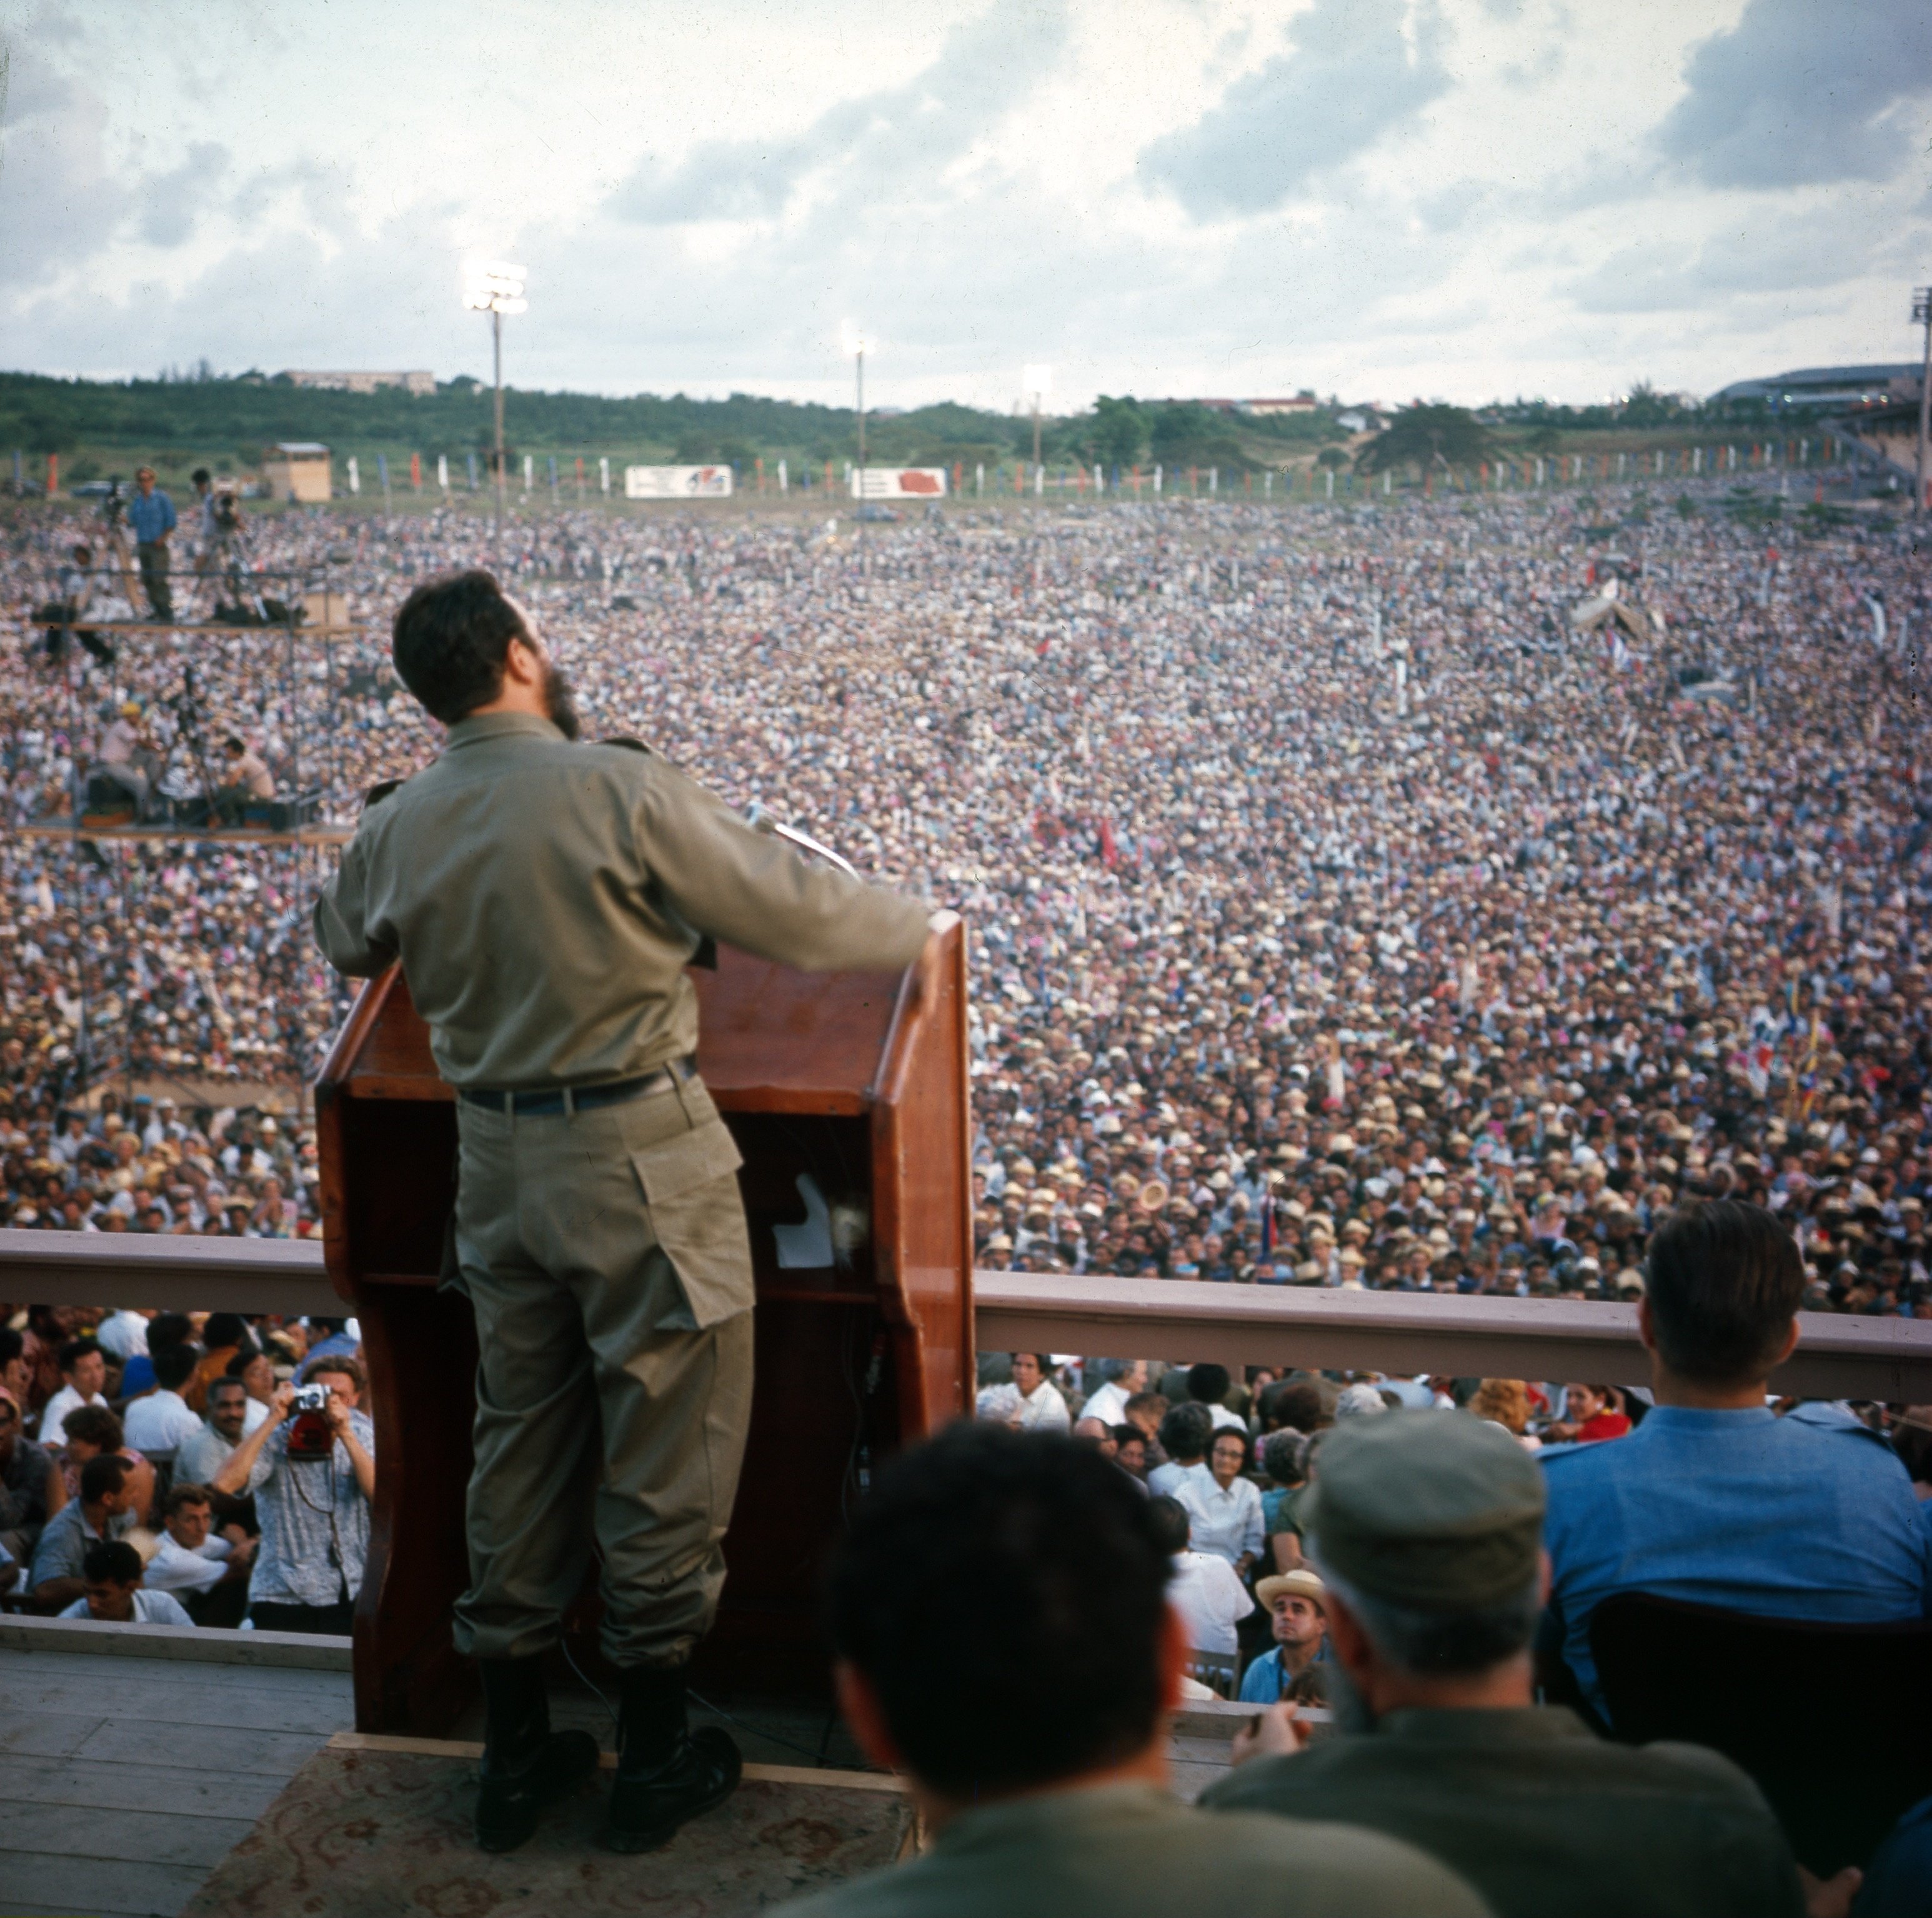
[0,0,1925,406]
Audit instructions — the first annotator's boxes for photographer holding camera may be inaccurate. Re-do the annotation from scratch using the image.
[211,1354,374,1635]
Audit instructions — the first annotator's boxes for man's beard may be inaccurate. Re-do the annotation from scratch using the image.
[543,662,582,740]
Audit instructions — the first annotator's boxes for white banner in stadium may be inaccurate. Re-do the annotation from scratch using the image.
[624,464,734,499]
[849,466,947,499]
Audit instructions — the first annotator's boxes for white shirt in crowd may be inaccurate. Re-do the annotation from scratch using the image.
[1207,1404,1248,1434]
[175,1408,272,1493]
[122,1389,204,1460]
[38,1384,108,1444]
[1167,1549,1254,1656]
[144,1532,234,1596]
[1014,1380,1071,1434]
[1079,1379,1134,1428]
[1175,1471,1266,1567]
[59,1589,195,1626]
[1147,1458,1210,1499]
[94,1311,151,1359]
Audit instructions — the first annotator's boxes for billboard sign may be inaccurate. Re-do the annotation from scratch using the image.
[624,464,734,499]
[849,466,947,499]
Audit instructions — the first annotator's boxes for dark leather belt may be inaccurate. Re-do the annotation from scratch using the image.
[459,1057,694,1117]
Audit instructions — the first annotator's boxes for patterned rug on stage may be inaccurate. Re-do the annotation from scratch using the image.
[181,1737,914,1917]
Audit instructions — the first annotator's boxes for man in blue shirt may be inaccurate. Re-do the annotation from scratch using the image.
[124,466,177,621]
[1543,1199,1932,1723]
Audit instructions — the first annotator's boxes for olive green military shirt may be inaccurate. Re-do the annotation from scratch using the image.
[312,712,932,1088]
[1200,1706,1803,1918]
[771,1781,1493,1918]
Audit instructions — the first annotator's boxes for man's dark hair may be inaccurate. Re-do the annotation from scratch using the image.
[82,1538,142,1586]
[825,1425,1173,1798]
[191,467,211,486]
[80,1453,128,1502]
[1262,1379,1331,1434]
[147,1312,194,1354]
[1157,1401,1213,1464]
[391,569,529,722]
[1645,1201,1805,1386]
[153,1343,200,1392]
[61,1404,122,1450]
[212,1366,252,1393]
[203,1313,251,1352]
[1147,1493,1192,1554]
[1186,1362,1231,1404]
[163,1480,214,1519]
[222,736,244,754]
[57,1336,102,1376]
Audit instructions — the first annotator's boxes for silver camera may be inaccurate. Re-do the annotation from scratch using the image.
[291,1383,329,1414]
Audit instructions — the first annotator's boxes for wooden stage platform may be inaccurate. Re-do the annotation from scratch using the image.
[0,1612,1253,1915]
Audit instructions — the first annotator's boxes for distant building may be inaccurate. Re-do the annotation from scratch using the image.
[284,369,436,397]
[1238,396,1319,416]
[262,442,332,503]
[1708,364,1920,410]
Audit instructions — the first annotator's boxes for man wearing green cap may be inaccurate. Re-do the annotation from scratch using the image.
[1200,1410,1806,1918]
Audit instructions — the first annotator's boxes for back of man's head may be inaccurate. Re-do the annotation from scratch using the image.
[1157,1401,1213,1464]
[391,569,527,723]
[152,1343,200,1393]
[1147,1493,1192,1556]
[1645,1200,1803,1388]
[1186,1362,1232,1406]
[827,1424,1171,1799]
[1303,1411,1545,1677]
[79,1452,128,1506]
[147,1312,194,1354]
[82,1538,142,1586]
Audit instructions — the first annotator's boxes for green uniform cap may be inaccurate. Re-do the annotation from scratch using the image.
[1301,1410,1544,1609]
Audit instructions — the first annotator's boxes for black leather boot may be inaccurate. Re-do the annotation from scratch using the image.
[474,1655,600,1853]
[605,1662,741,1854]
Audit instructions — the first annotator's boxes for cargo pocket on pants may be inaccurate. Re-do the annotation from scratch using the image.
[630,1117,755,1329]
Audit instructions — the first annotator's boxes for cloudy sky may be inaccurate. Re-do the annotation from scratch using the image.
[1,0,1927,411]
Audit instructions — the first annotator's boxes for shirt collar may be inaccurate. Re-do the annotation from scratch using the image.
[1635,1403,1776,1430]
[444,711,566,750]
[1377,1705,1593,1745]
[933,1782,1173,1854]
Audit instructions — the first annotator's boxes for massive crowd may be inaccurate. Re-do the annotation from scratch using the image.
[0,479,1927,1321]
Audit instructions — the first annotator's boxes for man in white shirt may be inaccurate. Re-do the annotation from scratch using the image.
[58,1537,194,1627]
[39,1337,110,1442]
[1152,1494,1253,1655]
[122,1344,205,1463]
[1078,1359,1147,1429]
[1010,1353,1072,1434]
[145,1481,256,1626]
[1147,1403,1215,1498]
[94,1309,151,1362]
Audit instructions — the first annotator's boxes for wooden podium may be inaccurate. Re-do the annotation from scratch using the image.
[313,922,973,1736]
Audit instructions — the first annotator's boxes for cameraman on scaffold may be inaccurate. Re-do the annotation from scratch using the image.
[313,570,937,1857]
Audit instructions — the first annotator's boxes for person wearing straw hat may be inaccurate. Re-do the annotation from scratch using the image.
[1238,1569,1330,1704]
[1202,1411,1805,1918]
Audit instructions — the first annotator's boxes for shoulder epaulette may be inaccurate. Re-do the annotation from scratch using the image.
[598,736,657,756]
[362,777,406,812]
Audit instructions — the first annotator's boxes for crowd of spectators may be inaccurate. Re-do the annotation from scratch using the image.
[1,479,1927,1319]
[0,1306,372,1633]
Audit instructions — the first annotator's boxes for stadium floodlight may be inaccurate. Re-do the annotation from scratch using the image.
[464,261,529,559]
[1023,364,1052,474]
[842,324,874,511]
[1913,285,1931,520]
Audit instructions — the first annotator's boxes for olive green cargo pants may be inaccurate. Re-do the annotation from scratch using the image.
[447,1072,755,1669]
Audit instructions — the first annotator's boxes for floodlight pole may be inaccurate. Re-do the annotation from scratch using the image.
[1032,396,1042,476]
[856,346,867,498]
[493,306,507,563]
[1914,285,1931,520]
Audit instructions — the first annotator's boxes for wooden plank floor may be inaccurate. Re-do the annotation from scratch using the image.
[0,1646,354,1917]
